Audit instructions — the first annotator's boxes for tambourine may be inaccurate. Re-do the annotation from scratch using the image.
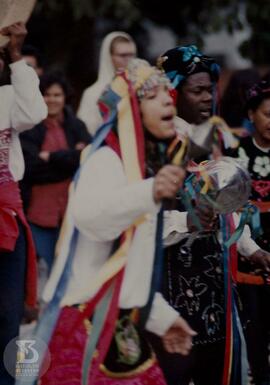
[195,157,251,214]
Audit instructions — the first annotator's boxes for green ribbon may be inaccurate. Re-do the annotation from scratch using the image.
[82,284,114,385]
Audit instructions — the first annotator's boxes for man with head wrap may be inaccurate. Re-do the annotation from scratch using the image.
[145,45,270,385]
[158,44,220,128]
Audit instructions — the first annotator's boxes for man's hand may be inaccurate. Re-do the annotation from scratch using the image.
[162,316,197,355]
[0,22,27,62]
[153,165,185,203]
[248,249,270,272]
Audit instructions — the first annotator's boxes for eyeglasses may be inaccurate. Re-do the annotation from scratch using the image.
[112,53,136,59]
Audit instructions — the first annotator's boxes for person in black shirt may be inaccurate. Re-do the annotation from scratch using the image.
[230,80,270,385]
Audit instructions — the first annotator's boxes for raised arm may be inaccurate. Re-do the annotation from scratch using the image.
[1,22,47,131]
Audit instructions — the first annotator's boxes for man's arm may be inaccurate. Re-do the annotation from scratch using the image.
[1,22,47,131]
[146,293,196,355]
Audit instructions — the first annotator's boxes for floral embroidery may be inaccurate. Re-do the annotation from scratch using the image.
[201,292,223,336]
[0,128,13,184]
[253,155,270,177]
[252,180,270,197]
[174,276,208,315]
[203,254,223,288]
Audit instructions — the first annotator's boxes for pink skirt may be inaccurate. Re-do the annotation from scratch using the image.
[39,306,167,385]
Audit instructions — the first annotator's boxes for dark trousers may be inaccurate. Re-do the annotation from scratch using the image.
[0,221,26,385]
[147,332,225,385]
[238,284,270,385]
[30,223,59,274]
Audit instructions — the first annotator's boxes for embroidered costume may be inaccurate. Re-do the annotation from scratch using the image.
[148,45,259,385]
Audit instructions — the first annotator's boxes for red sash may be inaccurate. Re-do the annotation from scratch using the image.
[0,181,37,307]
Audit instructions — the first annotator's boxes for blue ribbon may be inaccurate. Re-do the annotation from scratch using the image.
[82,284,114,385]
[234,299,249,385]
[220,214,248,385]
[139,208,164,327]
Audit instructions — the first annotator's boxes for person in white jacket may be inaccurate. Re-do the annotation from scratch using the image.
[37,58,197,385]
[77,31,136,136]
[0,22,47,385]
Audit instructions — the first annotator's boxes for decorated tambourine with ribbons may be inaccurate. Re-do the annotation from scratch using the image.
[178,156,255,266]
[185,157,251,219]
[186,156,251,215]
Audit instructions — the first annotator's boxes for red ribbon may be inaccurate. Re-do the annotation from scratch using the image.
[222,215,237,385]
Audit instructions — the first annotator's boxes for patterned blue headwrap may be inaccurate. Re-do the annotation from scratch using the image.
[157,45,220,90]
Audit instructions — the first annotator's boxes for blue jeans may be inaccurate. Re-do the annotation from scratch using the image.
[0,220,26,385]
[30,223,60,274]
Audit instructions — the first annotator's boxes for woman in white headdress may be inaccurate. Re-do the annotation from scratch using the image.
[77,31,137,136]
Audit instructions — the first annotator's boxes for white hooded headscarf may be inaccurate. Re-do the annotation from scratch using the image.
[77,31,136,136]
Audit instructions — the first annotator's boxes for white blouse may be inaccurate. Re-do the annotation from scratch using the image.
[0,59,47,181]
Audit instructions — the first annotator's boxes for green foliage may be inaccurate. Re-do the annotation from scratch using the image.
[35,0,139,24]
[35,0,242,33]
[30,0,270,87]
